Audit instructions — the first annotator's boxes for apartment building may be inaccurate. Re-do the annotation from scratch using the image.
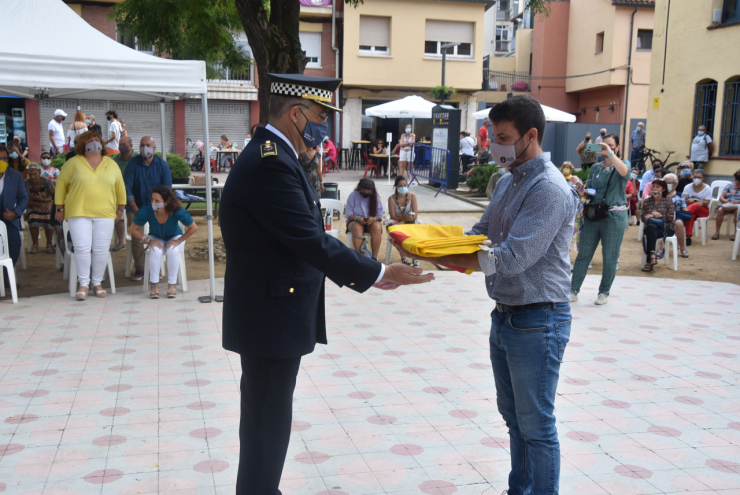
[340,0,492,149]
[646,0,740,180]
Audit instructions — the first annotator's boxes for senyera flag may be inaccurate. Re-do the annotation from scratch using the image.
[387,224,487,274]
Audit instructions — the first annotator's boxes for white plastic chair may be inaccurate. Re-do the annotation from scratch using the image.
[696,213,734,245]
[640,235,678,271]
[732,226,740,261]
[18,216,26,270]
[125,224,148,277]
[637,221,644,242]
[0,222,19,303]
[62,220,116,297]
[708,180,732,218]
[54,231,63,270]
[142,223,188,293]
[320,199,344,239]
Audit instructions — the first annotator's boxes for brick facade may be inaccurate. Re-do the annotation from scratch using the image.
[303,21,337,79]
[81,5,116,41]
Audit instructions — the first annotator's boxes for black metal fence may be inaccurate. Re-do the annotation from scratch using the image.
[482,70,531,92]
[410,144,450,197]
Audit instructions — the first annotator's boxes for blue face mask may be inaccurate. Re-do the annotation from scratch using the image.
[697,131,705,136]
[630,173,637,179]
[296,107,329,149]
[397,187,409,194]
[86,119,91,126]
[9,152,18,159]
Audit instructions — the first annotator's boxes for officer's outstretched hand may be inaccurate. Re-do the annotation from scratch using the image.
[373,263,435,290]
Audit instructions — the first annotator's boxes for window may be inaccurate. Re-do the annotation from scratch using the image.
[693,80,718,137]
[595,32,604,54]
[424,20,474,58]
[299,32,322,68]
[723,0,740,24]
[495,28,510,52]
[636,29,652,50]
[720,78,740,156]
[359,16,390,55]
[117,29,154,54]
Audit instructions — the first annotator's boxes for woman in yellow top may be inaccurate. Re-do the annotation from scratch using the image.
[55,131,125,300]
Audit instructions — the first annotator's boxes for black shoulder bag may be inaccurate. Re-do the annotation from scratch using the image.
[583,168,615,222]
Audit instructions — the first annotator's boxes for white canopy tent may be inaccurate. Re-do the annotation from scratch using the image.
[1,0,220,302]
[473,104,577,123]
[365,96,436,184]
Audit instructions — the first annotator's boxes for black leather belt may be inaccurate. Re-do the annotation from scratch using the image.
[495,302,558,313]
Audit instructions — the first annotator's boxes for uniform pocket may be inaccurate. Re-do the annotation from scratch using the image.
[269,276,311,297]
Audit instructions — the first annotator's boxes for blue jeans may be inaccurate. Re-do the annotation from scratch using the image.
[489,303,571,495]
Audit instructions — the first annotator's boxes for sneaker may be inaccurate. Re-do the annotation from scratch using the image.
[570,290,578,302]
[686,236,692,246]
[595,293,608,305]
[412,260,420,268]
[402,258,413,266]
[588,263,592,269]
[131,269,145,281]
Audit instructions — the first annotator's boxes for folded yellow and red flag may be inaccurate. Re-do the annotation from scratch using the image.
[387,224,488,274]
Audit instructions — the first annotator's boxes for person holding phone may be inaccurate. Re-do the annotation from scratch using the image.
[576,132,597,170]
[346,178,383,260]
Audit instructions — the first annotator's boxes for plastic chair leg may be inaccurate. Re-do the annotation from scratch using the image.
[125,243,133,277]
[143,251,150,293]
[107,254,116,294]
[68,257,77,297]
[637,222,644,242]
[697,217,708,245]
[385,240,392,264]
[179,251,188,292]
[0,261,17,304]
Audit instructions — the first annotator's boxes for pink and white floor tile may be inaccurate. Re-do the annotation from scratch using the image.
[0,273,739,495]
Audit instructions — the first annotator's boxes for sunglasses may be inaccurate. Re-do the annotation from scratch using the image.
[298,105,330,125]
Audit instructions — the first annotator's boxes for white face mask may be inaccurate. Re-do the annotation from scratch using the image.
[693,178,703,186]
[151,202,165,211]
[666,183,674,192]
[405,128,411,133]
[41,159,51,166]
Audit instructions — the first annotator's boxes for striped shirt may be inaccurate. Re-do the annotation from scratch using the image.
[467,152,580,305]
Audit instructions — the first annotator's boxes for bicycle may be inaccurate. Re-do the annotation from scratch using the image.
[632,147,679,173]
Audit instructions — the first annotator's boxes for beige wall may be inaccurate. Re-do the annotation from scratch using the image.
[515,29,532,74]
[342,0,485,91]
[647,0,740,176]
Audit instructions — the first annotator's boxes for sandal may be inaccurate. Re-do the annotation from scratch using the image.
[93,286,107,298]
[30,244,38,254]
[731,235,736,242]
[76,286,88,300]
[167,285,177,299]
[649,253,658,266]
[681,250,689,258]
[46,244,54,254]
[110,244,126,252]
[150,286,159,299]
[642,261,654,272]
[711,233,719,240]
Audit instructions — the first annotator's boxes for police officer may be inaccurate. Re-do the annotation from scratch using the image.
[219,73,434,494]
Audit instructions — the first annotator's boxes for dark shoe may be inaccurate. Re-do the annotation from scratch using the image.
[686,237,692,246]
[131,269,145,282]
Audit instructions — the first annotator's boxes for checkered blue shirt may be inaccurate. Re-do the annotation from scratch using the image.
[467,153,579,306]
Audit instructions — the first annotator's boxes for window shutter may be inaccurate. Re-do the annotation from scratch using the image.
[299,32,322,59]
[360,16,390,46]
[425,20,474,43]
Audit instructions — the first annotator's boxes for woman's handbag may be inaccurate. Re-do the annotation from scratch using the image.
[646,217,665,229]
[582,169,615,222]
[675,209,692,223]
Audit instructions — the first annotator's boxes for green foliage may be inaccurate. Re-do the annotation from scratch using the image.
[466,164,498,193]
[524,0,552,16]
[574,169,590,183]
[155,152,191,179]
[110,0,251,79]
[51,153,66,170]
[430,85,457,101]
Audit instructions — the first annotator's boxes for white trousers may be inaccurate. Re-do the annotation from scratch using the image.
[67,217,115,288]
[148,235,184,285]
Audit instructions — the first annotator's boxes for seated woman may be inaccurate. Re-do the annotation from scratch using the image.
[627,168,640,220]
[129,185,198,299]
[714,168,740,242]
[385,176,419,266]
[560,161,575,181]
[25,164,55,254]
[641,179,675,272]
[663,173,690,258]
[372,138,388,177]
[642,167,665,199]
[345,178,383,260]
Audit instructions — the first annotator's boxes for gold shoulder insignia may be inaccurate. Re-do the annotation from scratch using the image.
[261,141,278,158]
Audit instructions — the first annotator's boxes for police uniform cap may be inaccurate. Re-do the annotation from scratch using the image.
[267,73,342,113]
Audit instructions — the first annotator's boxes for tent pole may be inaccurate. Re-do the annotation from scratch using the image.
[198,93,219,303]
[159,101,166,156]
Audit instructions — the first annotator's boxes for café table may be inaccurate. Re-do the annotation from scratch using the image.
[370,153,399,184]
[350,140,371,170]
[213,148,240,172]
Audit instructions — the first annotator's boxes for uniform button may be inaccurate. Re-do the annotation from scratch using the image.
[350,282,355,286]
[314,201,317,205]
[289,288,294,293]
[489,282,493,286]
[523,172,526,175]
[513,183,517,186]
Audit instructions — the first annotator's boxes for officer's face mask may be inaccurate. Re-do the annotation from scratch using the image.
[295,106,329,149]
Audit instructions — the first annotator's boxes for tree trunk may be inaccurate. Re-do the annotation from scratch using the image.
[235,0,307,125]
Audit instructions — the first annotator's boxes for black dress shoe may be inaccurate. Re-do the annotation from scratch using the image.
[686,237,692,246]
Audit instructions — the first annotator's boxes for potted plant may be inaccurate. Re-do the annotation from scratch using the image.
[430,85,457,102]
[156,152,191,184]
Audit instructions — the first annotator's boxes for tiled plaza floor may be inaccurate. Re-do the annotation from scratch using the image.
[0,273,739,495]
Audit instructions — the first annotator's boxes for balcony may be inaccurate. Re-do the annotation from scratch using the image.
[496,10,511,21]
[206,62,254,86]
[482,70,531,92]
[495,41,511,53]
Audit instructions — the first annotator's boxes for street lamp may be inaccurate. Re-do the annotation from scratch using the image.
[440,42,460,105]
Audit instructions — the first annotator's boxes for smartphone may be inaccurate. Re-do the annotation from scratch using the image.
[585,143,603,153]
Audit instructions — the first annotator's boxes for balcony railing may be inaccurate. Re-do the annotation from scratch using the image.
[207,62,254,85]
[495,41,511,52]
[497,10,511,21]
[482,70,531,92]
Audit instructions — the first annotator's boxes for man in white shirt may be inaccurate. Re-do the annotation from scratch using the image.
[105,110,123,153]
[689,125,714,167]
[47,109,66,156]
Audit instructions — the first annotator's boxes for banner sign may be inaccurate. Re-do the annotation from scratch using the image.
[300,0,331,6]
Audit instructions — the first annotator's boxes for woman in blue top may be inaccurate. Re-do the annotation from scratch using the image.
[129,185,198,299]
